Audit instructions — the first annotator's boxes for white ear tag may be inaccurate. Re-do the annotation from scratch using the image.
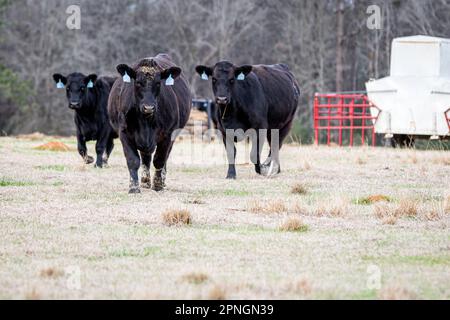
[237,72,245,81]
[201,72,208,80]
[87,80,94,88]
[123,71,131,83]
[165,74,174,86]
[56,80,65,89]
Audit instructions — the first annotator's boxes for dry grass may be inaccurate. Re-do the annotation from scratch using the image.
[182,272,209,285]
[16,132,46,141]
[162,209,192,226]
[1,136,449,299]
[289,277,313,296]
[394,198,419,218]
[208,285,227,300]
[356,157,366,165]
[34,141,72,152]
[291,183,308,195]
[246,199,287,214]
[279,217,308,233]
[314,199,348,217]
[24,288,41,300]
[356,194,391,205]
[378,286,416,300]
[40,267,64,278]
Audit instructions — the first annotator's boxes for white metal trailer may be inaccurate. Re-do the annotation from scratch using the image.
[366,35,450,146]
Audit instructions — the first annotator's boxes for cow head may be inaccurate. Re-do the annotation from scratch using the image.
[116,60,181,117]
[195,62,252,106]
[52,73,98,110]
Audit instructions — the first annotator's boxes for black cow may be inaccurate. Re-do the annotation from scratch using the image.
[52,73,118,167]
[108,54,191,193]
[195,61,300,179]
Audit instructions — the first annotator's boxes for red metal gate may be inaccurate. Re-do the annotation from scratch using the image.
[313,93,381,146]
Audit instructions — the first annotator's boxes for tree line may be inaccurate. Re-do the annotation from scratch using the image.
[1,0,449,143]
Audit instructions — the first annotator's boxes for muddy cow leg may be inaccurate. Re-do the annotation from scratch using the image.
[94,134,108,168]
[152,137,174,191]
[103,135,115,166]
[140,151,152,189]
[77,133,93,164]
[120,133,141,194]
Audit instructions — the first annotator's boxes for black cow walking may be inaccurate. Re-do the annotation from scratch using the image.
[52,73,118,167]
[195,61,300,179]
[108,54,191,193]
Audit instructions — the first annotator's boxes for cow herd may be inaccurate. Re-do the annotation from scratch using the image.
[53,54,300,193]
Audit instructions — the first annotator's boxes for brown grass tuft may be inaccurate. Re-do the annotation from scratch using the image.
[40,267,64,278]
[162,209,192,226]
[356,157,366,165]
[290,277,313,296]
[208,285,227,300]
[34,141,72,152]
[25,288,41,300]
[378,286,416,300]
[394,199,419,218]
[291,183,308,195]
[246,199,287,214]
[279,217,308,233]
[291,202,309,215]
[314,200,348,217]
[182,272,209,285]
[357,194,391,205]
[373,204,398,225]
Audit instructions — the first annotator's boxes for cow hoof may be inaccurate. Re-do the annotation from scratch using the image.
[129,187,141,194]
[94,163,103,169]
[260,162,281,177]
[226,175,236,180]
[152,176,165,192]
[84,156,94,164]
[141,181,151,189]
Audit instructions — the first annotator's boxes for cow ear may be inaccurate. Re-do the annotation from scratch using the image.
[195,65,213,80]
[160,66,181,84]
[234,65,252,80]
[52,73,67,88]
[116,64,136,82]
[84,74,97,88]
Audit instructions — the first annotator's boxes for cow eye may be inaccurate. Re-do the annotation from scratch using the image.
[80,87,85,92]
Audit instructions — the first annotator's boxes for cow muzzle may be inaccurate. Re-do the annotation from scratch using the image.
[141,104,156,117]
[216,96,229,105]
[69,102,81,109]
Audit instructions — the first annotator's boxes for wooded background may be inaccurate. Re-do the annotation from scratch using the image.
[1,0,450,143]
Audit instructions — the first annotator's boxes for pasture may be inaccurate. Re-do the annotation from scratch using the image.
[0,135,449,299]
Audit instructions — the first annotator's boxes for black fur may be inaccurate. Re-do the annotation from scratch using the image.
[196,61,300,178]
[108,54,191,193]
[52,72,118,167]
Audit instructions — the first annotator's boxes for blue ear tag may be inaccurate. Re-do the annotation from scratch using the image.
[165,74,174,86]
[123,71,131,83]
[237,72,245,81]
[56,80,65,89]
[87,80,94,88]
[201,72,208,80]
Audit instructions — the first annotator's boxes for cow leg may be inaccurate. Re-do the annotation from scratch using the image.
[120,133,141,194]
[152,138,173,191]
[223,131,236,179]
[263,130,273,166]
[140,151,152,189]
[262,123,292,176]
[103,136,115,166]
[94,136,108,168]
[77,134,93,164]
[250,129,265,175]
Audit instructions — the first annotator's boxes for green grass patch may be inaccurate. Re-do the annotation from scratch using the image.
[362,254,450,266]
[0,177,34,187]
[353,195,392,205]
[34,165,66,171]
[110,246,161,258]
[223,189,250,197]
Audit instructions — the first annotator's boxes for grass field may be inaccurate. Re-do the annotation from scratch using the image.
[0,135,449,300]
